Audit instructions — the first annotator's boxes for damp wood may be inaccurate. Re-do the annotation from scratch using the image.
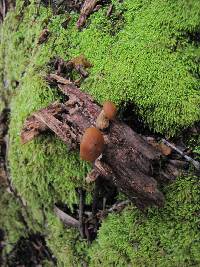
[21,81,188,209]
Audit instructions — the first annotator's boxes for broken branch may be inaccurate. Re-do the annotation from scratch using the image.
[162,139,200,170]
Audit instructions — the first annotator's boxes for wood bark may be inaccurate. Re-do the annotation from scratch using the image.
[21,82,185,208]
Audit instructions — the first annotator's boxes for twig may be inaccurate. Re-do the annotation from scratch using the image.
[54,206,80,228]
[78,188,85,238]
[96,200,131,220]
[161,139,200,170]
[106,4,113,17]
[2,0,6,19]
[92,177,101,215]
[108,200,131,213]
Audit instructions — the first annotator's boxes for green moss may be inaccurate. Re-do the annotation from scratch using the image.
[46,212,89,267]
[0,0,200,265]
[9,69,91,223]
[88,176,200,267]
[0,188,26,252]
[56,0,200,135]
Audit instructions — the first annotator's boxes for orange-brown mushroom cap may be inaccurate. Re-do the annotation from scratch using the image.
[80,127,104,162]
[103,101,117,120]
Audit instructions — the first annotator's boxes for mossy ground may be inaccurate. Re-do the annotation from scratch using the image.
[88,176,200,267]
[0,0,200,266]
[0,188,26,253]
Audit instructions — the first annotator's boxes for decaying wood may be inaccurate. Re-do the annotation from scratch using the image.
[21,102,63,144]
[146,137,172,156]
[69,55,92,78]
[20,82,191,209]
[47,56,92,85]
[21,117,48,145]
[77,0,98,29]
[46,74,72,85]
[37,28,50,44]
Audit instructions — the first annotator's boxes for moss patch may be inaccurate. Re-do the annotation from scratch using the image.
[0,188,27,253]
[46,212,88,267]
[51,0,200,135]
[88,176,200,267]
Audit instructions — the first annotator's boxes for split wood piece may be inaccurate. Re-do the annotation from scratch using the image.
[108,200,131,213]
[46,74,72,85]
[34,110,77,148]
[94,159,164,208]
[21,116,48,145]
[61,15,71,29]
[48,56,92,83]
[0,0,6,22]
[21,102,78,146]
[50,57,73,76]
[77,0,98,29]
[69,55,92,78]
[21,83,186,208]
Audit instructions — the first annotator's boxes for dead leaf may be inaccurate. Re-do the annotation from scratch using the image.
[70,54,92,68]
[38,28,50,44]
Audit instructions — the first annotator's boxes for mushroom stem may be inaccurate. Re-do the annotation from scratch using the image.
[96,110,109,130]
[86,169,100,183]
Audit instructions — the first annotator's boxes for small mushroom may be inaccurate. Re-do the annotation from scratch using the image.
[96,101,117,130]
[80,127,104,162]
[103,101,117,120]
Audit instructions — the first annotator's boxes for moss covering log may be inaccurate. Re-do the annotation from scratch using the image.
[21,82,189,209]
[0,0,200,266]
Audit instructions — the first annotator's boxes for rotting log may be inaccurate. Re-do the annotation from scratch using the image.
[21,82,186,209]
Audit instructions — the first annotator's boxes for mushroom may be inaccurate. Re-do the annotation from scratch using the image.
[96,101,117,130]
[80,127,104,162]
